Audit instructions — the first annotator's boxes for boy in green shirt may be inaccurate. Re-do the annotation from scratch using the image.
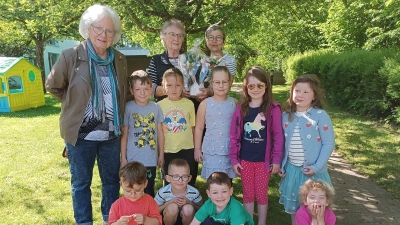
[190,172,254,225]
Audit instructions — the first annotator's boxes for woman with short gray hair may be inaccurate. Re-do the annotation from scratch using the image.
[205,24,236,83]
[46,4,128,225]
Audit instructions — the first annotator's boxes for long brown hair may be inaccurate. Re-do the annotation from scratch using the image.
[283,74,325,121]
[240,66,273,117]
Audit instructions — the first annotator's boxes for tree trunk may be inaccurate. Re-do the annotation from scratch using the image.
[34,39,46,93]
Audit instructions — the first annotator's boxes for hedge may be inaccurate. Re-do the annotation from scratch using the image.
[284,49,400,124]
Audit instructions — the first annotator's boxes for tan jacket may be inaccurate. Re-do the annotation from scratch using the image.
[45,41,128,146]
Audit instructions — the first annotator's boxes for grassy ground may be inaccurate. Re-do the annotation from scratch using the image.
[0,85,398,224]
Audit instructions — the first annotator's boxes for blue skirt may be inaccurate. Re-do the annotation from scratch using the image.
[278,162,332,214]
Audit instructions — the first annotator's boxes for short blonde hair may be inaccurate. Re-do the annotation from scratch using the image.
[299,179,335,207]
[79,4,122,45]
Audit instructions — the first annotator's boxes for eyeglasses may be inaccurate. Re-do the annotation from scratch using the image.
[213,80,229,87]
[123,188,145,196]
[207,35,223,42]
[166,32,185,39]
[91,24,116,38]
[168,174,190,182]
[247,83,266,90]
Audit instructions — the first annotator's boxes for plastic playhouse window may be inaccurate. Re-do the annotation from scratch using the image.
[8,76,23,93]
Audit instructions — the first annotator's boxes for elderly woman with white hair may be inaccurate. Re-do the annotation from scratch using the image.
[148,19,189,102]
[45,4,128,225]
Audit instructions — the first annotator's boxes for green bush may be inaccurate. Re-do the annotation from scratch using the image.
[284,48,400,124]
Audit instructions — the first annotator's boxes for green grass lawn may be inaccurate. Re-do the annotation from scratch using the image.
[0,85,398,224]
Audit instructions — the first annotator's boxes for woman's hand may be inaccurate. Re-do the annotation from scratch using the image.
[233,163,243,176]
[182,90,191,98]
[196,88,209,102]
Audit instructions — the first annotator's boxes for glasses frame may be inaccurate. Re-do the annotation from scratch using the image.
[212,80,230,87]
[247,83,266,90]
[123,188,145,196]
[167,174,191,182]
[166,32,185,39]
[207,35,224,42]
[91,24,116,38]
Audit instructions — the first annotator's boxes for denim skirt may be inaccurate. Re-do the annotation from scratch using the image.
[278,162,332,214]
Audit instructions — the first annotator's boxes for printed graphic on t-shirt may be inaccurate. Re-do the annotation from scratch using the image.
[163,108,188,133]
[132,112,156,150]
[243,112,266,143]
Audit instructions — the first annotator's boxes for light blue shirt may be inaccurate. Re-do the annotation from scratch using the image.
[281,107,335,174]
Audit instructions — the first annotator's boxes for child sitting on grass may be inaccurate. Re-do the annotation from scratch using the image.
[108,161,162,225]
[190,172,254,225]
[155,158,203,225]
[295,179,336,225]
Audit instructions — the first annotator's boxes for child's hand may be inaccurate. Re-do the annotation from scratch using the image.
[194,149,204,162]
[116,215,134,225]
[270,164,280,174]
[316,205,326,223]
[120,159,128,168]
[175,196,190,207]
[302,166,315,176]
[277,168,286,178]
[158,155,164,168]
[133,213,145,224]
[233,163,243,176]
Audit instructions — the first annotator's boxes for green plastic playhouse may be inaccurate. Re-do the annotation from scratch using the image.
[0,57,45,112]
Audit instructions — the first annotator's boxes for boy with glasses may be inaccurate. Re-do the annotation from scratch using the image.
[155,158,203,225]
[108,161,162,225]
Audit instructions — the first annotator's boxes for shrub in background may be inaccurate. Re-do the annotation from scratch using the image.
[284,48,400,124]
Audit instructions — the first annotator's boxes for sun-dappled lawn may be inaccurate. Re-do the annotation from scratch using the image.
[0,85,398,224]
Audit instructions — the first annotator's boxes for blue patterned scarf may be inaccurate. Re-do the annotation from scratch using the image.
[87,40,121,136]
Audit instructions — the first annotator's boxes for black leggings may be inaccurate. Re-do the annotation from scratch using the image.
[162,148,197,187]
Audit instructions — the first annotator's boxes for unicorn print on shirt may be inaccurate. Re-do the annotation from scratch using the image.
[244,112,266,143]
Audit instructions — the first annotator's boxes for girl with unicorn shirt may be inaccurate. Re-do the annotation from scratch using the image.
[229,66,284,225]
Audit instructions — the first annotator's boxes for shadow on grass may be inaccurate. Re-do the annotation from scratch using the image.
[329,107,400,198]
[0,94,60,118]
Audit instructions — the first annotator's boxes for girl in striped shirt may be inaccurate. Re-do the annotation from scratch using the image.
[278,74,335,225]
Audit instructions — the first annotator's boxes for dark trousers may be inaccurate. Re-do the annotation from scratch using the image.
[201,217,225,225]
[145,166,156,197]
[163,148,197,187]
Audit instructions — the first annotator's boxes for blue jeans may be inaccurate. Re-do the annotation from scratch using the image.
[66,138,120,225]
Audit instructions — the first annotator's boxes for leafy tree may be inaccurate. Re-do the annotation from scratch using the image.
[114,0,257,53]
[0,0,88,92]
[319,0,372,51]
[0,21,35,58]
[364,0,400,49]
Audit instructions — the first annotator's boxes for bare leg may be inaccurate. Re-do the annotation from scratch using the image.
[163,203,179,225]
[257,203,267,225]
[181,204,195,225]
[244,202,255,219]
[291,214,296,225]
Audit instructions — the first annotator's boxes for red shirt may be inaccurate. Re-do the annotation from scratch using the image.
[108,194,162,225]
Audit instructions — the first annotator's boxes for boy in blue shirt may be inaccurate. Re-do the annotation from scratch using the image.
[190,172,254,225]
